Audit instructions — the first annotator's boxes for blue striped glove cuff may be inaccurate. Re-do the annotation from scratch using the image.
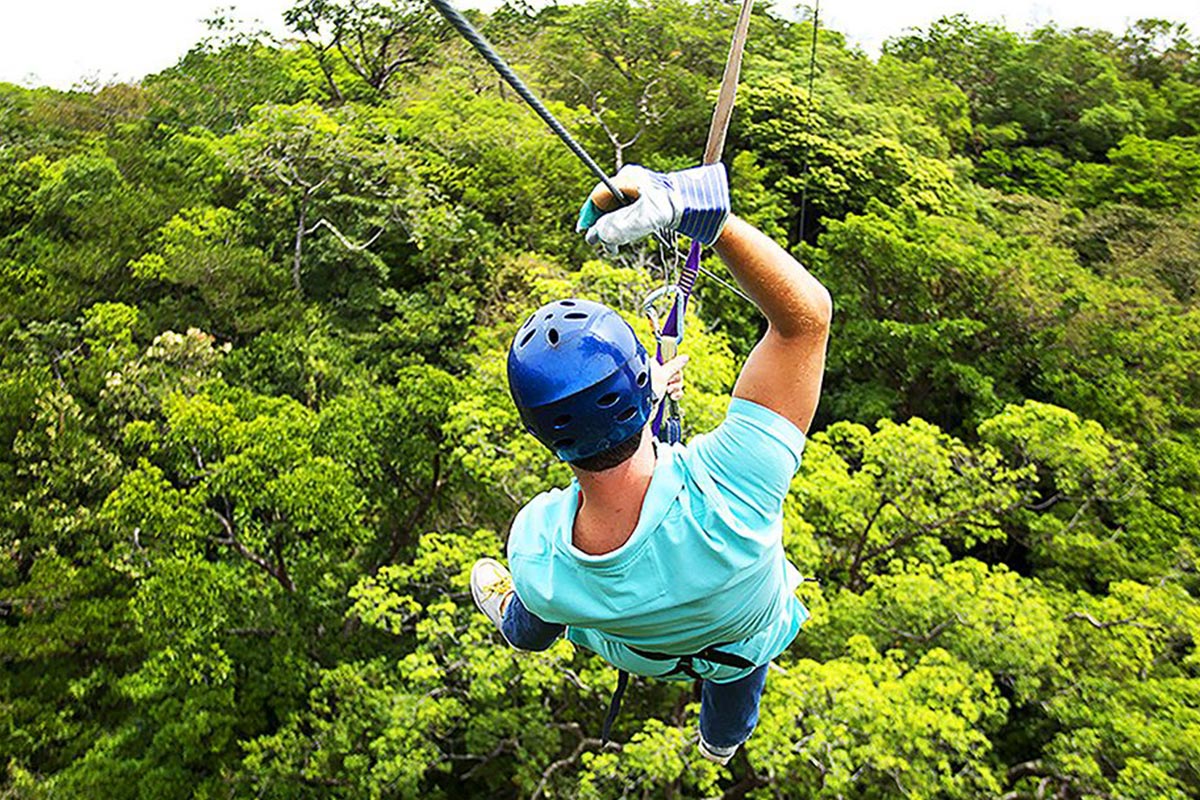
[651,163,730,246]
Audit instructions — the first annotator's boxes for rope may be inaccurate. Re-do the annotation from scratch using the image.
[428,0,627,205]
[697,263,753,304]
[797,0,820,244]
[702,0,756,166]
[651,0,756,444]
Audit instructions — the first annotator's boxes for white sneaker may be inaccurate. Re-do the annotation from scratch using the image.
[697,737,738,765]
[471,558,515,634]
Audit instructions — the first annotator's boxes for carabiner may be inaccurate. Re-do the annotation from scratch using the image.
[641,284,686,347]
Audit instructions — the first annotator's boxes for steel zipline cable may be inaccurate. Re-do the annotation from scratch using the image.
[428,0,628,206]
[430,0,757,316]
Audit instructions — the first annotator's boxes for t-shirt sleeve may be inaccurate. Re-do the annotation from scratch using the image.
[689,397,807,522]
[505,497,561,623]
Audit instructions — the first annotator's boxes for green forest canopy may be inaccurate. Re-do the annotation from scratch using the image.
[2,1,1200,797]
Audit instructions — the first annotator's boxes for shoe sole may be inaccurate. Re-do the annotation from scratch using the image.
[471,558,507,627]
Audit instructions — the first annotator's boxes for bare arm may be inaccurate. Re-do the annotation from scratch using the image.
[714,215,831,434]
[581,171,831,432]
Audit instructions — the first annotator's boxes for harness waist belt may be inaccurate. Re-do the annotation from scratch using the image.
[600,642,758,744]
[626,642,756,678]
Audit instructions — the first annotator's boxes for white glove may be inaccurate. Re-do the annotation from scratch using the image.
[576,163,730,252]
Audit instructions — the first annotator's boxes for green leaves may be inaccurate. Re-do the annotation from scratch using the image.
[1070,135,1200,209]
[579,719,722,799]
[809,560,1060,702]
[982,400,1141,502]
[533,0,732,172]
[285,0,447,101]
[129,206,294,335]
[241,659,449,799]
[792,416,1026,590]
[752,640,1006,798]
[3,4,1200,799]
[103,382,371,596]
[737,69,965,247]
[217,101,414,298]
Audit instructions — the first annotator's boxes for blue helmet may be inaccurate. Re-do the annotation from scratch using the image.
[507,299,653,463]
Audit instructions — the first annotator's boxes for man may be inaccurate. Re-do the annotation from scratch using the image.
[470,162,832,764]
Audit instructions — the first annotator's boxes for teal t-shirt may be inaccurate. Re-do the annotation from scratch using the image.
[507,398,809,683]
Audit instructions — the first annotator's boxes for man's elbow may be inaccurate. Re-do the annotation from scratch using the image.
[777,285,832,340]
[811,285,833,331]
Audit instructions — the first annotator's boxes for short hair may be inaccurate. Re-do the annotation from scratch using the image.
[569,429,643,472]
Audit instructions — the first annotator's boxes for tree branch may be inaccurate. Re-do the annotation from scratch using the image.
[461,738,517,780]
[211,508,296,592]
[889,614,964,646]
[1064,611,1152,630]
[385,451,442,565]
[531,724,614,800]
[306,217,387,252]
[846,496,889,591]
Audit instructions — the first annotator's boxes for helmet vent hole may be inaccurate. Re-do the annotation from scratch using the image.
[616,406,638,422]
[544,313,554,320]
[564,312,588,320]
[547,328,559,345]
[636,371,648,387]
[597,392,620,408]
[559,300,576,307]
[521,314,535,330]
[519,330,536,347]
[554,437,575,449]
[553,414,572,429]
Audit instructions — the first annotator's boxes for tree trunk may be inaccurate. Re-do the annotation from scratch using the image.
[294,195,309,295]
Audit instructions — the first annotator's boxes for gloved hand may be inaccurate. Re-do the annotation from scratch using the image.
[576,163,730,252]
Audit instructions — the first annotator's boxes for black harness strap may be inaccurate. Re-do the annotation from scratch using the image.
[601,670,630,745]
[599,643,757,743]
[628,643,756,679]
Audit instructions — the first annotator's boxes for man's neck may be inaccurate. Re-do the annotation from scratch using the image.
[569,430,657,555]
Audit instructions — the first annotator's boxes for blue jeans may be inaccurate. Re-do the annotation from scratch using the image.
[503,594,769,748]
[502,593,566,651]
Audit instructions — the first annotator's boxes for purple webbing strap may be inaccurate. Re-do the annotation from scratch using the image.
[651,349,668,437]
[650,240,703,441]
[649,0,753,444]
[661,240,702,338]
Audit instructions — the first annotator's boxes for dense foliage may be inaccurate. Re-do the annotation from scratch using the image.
[3,2,1199,797]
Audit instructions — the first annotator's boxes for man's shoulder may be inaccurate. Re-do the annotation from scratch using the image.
[508,484,574,557]
[686,399,806,470]
[676,398,807,523]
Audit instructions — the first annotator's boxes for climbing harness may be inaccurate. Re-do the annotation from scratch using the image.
[600,641,757,743]
[604,0,758,742]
